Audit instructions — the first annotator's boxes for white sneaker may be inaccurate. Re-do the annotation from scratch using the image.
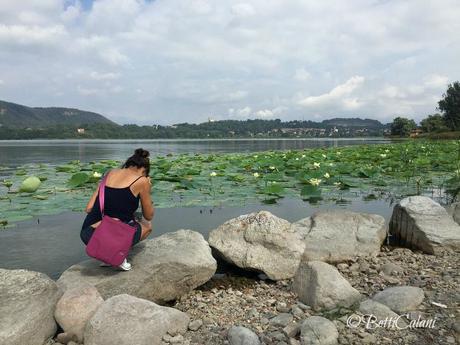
[118,258,132,271]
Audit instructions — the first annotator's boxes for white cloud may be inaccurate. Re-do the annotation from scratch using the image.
[423,74,449,89]
[0,0,459,124]
[228,105,286,119]
[0,24,67,46]
[254,109,274,118]
[298,76,365,108]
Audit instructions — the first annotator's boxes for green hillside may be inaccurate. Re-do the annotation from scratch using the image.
[0,100,116,128]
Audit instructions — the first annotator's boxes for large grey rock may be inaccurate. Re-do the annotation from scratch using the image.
[300,316,338,345]
[0,269,60,345]
[447,202,460,225]
[389,196,460,254]
[228,325,261,345]
[293,210,387,263]
[58,230,216,304]
[372,286,424,313]
[358,299,406,326]
[55,285,104,342]
[84,294,190,345]
[293,261,362,311]
[208,211,305,280]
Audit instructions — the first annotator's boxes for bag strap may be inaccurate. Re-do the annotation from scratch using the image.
[99,170,110,216]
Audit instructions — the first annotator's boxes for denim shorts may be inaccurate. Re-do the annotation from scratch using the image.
[80,219,142,247]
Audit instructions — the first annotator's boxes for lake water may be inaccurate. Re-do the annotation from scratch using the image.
[0,138,392,166]
[0,138,396,279]
[0,197,395,280]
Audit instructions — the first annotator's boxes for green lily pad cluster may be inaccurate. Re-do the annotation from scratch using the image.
[0,140,458,228]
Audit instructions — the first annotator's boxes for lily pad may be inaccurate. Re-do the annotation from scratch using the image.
[68,172,90,188]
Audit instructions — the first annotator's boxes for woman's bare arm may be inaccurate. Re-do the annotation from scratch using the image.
[85,188,99,213]
[139,177,154,221]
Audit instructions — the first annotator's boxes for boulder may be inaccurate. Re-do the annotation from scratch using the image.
[0,269,60,345]
[208,211,305,280]
[228,325,261,345]
[299,316,338,345]
[293,210,387,263]
[84,294,190,345]
[358,299,406,326]
[293,261,362,311]
[447,202,460,225]
[389,196,460,254]
[58,230,216,304]
[372,286,424,313]
[55,285,104,342]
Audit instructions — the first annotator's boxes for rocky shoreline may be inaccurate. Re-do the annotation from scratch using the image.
[172,245,459,345]
[1,196,459,345]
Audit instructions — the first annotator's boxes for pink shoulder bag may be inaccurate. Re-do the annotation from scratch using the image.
[86,171,137,266]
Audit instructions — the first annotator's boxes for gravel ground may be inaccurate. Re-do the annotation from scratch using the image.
[173,245,460,345]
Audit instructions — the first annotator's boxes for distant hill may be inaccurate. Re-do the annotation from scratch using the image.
[0,100,116,128]
[321,117,384,128]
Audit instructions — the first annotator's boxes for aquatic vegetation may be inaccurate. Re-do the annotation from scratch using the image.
[0,140,458,227]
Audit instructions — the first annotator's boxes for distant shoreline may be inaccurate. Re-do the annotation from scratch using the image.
[0,136,393,142]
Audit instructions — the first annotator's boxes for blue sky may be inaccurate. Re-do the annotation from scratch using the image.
[0,0,459,125]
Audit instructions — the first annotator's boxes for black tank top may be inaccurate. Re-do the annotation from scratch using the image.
[82,175,143,228]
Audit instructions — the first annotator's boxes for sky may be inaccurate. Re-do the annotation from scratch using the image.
[0,0,459,125]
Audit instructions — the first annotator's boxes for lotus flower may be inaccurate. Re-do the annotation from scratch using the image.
[313,162,321,168]
[93,172,102,178]
[323,172,330,179]
[309,178,322,186]
[253,172,260,178]
[210,171,217,177]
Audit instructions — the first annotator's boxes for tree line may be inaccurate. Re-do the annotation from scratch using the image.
[0,118,385,140]
[390,81,460,136]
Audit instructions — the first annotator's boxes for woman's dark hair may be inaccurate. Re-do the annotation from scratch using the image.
[122,148,150,176]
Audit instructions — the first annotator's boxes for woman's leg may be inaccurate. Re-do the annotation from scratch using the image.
[80,226,95,245]
[139,218,152,241]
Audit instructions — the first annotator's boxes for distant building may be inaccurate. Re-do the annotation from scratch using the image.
[410,129,423,138]
[208,117,215,122]
[77,128,85,134]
